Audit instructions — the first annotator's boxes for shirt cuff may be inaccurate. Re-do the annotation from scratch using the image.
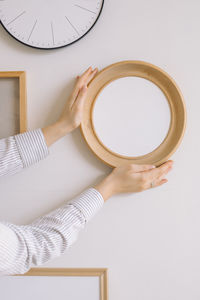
[14,129,49,168]
[68,188,104,223]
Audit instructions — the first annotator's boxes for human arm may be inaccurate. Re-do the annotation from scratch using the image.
[0,67,97,178]
[0,161,172,276]
[0,188,103,275]
[0,129,49,178]
[42,67,98,146]
[0,66,173,275]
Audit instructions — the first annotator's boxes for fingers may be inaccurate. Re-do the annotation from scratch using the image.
[73,85,88,112]
[129,164,156,173]
[81,66,93,79]
[151,178,168,188]
[78,66,98,87]
[69,66,97,108]
[147,160,173,181]
[85,68,98,85]
[157,161,173,179]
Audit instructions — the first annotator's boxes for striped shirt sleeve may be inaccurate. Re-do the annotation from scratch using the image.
[0,129,49,177]
[0,129,105,275]
[0,188,104,275]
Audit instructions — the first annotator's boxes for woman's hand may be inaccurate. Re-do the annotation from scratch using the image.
[95,160,173,201]
[42,66,98,146]
[57,66,98,134]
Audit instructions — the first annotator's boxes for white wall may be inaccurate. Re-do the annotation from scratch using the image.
[0,0,200,299]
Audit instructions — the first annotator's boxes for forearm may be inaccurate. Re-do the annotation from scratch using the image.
[0,188,104,275]
[0,129,49,178]
[0,121,73,178]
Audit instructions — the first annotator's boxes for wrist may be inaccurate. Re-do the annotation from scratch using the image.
[55,119,72,136]
[94,174,117,202]
[42,121,70,147]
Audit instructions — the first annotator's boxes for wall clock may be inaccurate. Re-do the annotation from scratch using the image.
[0,0,104,50]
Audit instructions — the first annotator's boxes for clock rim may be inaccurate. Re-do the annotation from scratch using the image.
[0,0,104,50]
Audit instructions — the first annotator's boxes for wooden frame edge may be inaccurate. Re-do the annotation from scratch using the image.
[0,71,27,133]
[81,60,187,167]
[18,268,108,300]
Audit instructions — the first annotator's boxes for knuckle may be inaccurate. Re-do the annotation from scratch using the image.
[126,170,132,177]
[77,82,82,89]
[126,165,133,173]
[131,164,136,169]
[143,165,150,170]
[140,173,146,182]
[160,169,167,176]
[77,78,83,85]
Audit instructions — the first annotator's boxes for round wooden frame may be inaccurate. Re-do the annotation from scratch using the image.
[81,61,186,167]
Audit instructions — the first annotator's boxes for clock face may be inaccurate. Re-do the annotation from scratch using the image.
[0,0,104,49]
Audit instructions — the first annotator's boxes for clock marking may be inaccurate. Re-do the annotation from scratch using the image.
[74,5,96,15]
[0,0,104,49]
[51,22,55,45]
[7,10,26,26]
[28,19,37,41]
[65,16,80,36]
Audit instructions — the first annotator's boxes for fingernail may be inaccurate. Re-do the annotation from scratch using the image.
[151,165,156,169]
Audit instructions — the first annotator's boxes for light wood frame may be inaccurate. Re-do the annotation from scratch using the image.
[18,268,108,300]
[81,61,186,167]
[0,71,27,133]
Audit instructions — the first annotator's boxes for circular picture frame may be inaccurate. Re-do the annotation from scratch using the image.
[81,61,186,167]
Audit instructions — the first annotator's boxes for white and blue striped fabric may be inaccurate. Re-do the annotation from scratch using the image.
[0,129,104,276]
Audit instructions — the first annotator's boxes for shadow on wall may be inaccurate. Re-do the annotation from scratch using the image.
[43,80,74,126]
